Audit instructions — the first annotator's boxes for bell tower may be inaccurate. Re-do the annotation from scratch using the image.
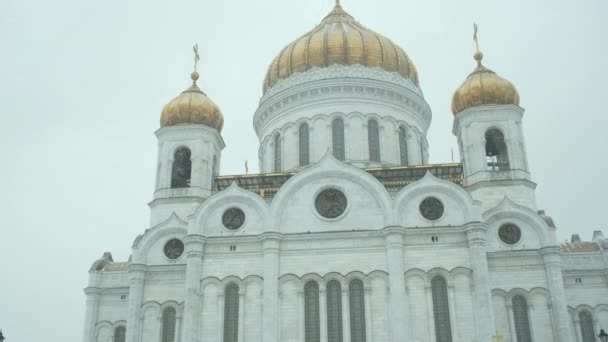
[150,46,225,226]
[451,27,536,211]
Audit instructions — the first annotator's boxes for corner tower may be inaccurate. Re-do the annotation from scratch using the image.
[452,28,535,210]
[150,47,225,226]
[254,1,432,172]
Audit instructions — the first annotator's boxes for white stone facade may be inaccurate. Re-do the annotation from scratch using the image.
[83,66,608,342]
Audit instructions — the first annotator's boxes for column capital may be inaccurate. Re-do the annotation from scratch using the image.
[259,232,283,251]
[128,263,147,282]
[184,234,206,258]
[464,222,489,246]
[84,286,101,296]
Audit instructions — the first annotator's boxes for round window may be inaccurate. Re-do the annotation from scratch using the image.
[498,224,521,245]
[315,188,347,219]
[222,207,246,230]
[164,239,184,259]
[419,197,444,221]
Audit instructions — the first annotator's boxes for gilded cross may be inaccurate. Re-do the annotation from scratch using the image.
[492,330,504,342]
[193,44,200,73]
[473,23,480,53]
[335,0,341,6]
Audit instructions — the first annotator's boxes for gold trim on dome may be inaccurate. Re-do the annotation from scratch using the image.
[160,47,224,131]
[451,26,519,114]
[263,2,419,93]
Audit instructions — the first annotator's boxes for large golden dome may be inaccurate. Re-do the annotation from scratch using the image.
[451,52,520,114]
[263,2,419,93]
[161,72,224,131]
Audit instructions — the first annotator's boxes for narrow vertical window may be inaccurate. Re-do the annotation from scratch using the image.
[368,119,380,162]
[299,123,310,166]
[223,283,240,342]
[512,295,532,342]
[332,118,345,161]
[431,276,452,342]
[161,307,177,342]
[212,155,218,190]
[349,279,366,342]
[114,326,126,342]
[420,139,425,164]
[171,147,192,188]
[305,281,320,342]
[274,134,282,172]
[399,126,408,166]
[485,129,510,171]
[327,280,343,342]
[579,311,595,342]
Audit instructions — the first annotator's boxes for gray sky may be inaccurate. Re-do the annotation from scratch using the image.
[0,0,607,340]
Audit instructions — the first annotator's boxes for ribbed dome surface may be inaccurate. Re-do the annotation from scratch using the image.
[161,72,224,132]
[263,2,419,93]
[452,52,520,114]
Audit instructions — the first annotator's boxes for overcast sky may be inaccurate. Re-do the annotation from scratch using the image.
[1,0,607,340]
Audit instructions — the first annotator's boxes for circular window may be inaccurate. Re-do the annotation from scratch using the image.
[164,239,184,259]
[498,224,522,245]
[315,188,347,219]
[419,197,444,221]
[222,207,245,230]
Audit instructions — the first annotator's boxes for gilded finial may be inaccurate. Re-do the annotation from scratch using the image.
[191,44,200,83]
[473,23,484,65]
[335,0,340,6]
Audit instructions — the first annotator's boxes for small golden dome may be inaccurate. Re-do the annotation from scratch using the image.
[263,1,419,93]
[160,72,224,131]
[451,52,520,114]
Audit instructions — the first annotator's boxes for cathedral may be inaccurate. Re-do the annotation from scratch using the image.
[82,2,608,342]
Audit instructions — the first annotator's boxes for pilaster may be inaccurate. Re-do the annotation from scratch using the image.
[382,227,407,342]
[182,234,206,342]
[541,246,575,342]
[259,232,283,342]
[82,286,101,342]
[126,263,146,342]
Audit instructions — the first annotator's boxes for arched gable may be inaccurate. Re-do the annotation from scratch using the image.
[393,171,482,227]
[132,213,188,265]
[270,151,393,233]
[192,182,270,236]
[484,197,551,250]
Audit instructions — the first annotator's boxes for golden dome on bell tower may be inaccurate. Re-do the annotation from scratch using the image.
[263,0,419,93]
[451,25,520,115]
[160,46,224,131]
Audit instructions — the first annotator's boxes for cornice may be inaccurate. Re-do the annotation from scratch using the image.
[253,65,432,135]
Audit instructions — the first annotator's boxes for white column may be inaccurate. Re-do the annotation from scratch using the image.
[506,304,516,342]
[260,233,282,342]
[383,228,407,342]
[528,304,538,342]
[298,290,305,342]
[238,289,245,342]
[82,286,101,342]
[364,287,373,342]
[573,319,582,342]
[448,285,458,342]
[126,264,146,342]
[342,288,351,342]
[175,313,183,342]
[425,285,436,341]
[541,247,575,342]
[182,234,206,342]
[464,223,494,341]
[320,285,328,342]
[218,290,225,342]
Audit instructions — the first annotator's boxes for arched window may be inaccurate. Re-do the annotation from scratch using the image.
[579,311,596,342]
[332,118,345,161]
[304,281,320,342]
[327,280,343,342]
[420,139,425,164]
[274,134,282,172]
[299,123,310,166]
[398,126,408,166]
[367,119,380,162]
[171,147,192,188]
[113,326,126,342]
[431,276,452,342]
[212,155,218,190]
[161,307,177,342]
[349,279,366,342]
[223,283,240,342]
[512,295,532,342]
[485,129,510,171]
